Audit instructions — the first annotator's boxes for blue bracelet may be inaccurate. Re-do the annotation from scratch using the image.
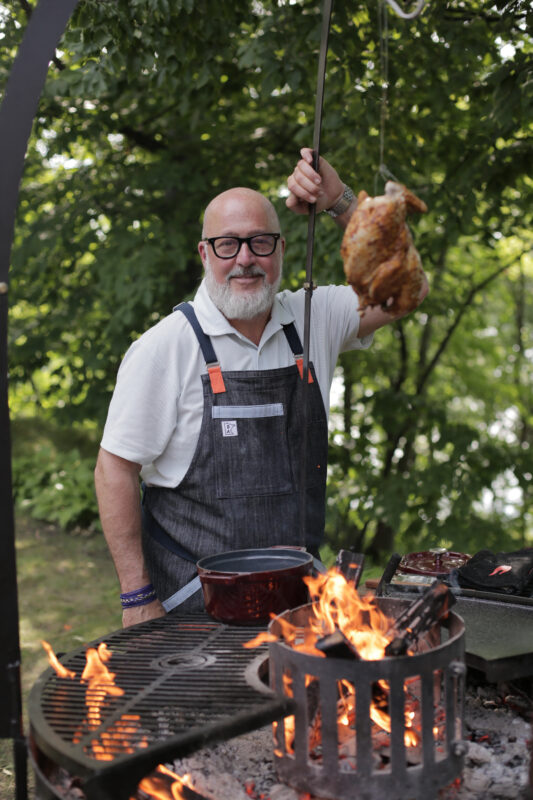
[120,583,157,609]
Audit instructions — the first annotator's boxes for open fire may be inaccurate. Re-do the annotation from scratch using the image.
[245,568,454,763]
[260,568,466,799]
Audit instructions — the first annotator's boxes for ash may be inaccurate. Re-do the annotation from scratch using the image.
[168,678,532,800]
[46,678,532,800]
[439,677,532,800]
[169,726,278,800]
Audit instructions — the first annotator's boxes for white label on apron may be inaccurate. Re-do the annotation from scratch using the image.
[221,420,238,437]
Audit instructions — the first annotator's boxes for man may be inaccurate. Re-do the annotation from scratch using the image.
[95,148,428,626]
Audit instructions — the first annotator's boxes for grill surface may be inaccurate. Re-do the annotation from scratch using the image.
[29,613,292,800]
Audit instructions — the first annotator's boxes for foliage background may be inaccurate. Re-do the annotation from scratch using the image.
[2,0,532,559]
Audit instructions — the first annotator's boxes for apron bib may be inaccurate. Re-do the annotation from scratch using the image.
[142,302,328,610]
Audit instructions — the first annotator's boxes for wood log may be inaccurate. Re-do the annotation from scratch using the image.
[335,550,365,589]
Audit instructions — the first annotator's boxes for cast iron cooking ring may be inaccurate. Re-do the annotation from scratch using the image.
[197,547,313,576]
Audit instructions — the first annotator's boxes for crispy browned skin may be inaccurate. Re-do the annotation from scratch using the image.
[340,182,427,315]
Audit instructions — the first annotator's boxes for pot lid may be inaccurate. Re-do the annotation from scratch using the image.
[197,547,313,575]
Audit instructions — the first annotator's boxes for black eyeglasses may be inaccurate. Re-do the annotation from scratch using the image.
[204,233,281,259]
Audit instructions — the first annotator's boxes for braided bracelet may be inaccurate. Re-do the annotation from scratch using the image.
[120,583,157,609]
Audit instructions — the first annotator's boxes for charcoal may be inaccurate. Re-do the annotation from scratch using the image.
[376,553,403,595]
[315,629,361,660]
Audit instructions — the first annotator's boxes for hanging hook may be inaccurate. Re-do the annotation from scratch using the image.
[384,0,426,19]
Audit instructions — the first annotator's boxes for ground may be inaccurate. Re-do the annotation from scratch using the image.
[0,515,120,799]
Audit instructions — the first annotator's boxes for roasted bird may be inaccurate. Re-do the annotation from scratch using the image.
[341,182,427,315]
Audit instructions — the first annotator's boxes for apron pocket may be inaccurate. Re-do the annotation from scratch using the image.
[212,404,293,498]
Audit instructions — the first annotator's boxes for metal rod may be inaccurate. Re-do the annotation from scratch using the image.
[298,0,334,547]
[13,734,28,800]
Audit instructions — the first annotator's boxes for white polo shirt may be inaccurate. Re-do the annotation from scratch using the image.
[101,279,372,487]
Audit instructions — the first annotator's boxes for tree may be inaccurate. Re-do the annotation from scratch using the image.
[3,0,532,551]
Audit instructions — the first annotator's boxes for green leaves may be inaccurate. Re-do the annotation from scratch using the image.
[12,445,100,532]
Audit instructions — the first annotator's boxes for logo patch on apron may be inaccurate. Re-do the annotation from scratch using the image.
[221,420,238,437]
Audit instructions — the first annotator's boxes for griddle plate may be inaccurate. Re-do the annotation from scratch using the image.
[455,597,533,681]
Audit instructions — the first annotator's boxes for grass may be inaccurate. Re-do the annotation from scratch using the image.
[0,514,121,799]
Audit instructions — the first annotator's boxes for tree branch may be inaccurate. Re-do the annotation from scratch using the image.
[118,125,165,153]
[391,320,408,393]
[416,256,519,394]
[381,252,522,479]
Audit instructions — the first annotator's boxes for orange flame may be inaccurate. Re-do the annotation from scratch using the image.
[135,764,196,799]
[242,631,277,649]
[370,680,419,747]
[87,714,149,761]
[41,640,76,679]
[273,673,297,756]
[256,571,394,660]
[303,571,392,659]
[79,643,125,731]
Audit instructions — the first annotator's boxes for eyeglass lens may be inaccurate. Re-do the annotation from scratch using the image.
[212,234,278,258]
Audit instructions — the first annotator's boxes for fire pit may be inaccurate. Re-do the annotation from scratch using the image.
[267,594,466,800]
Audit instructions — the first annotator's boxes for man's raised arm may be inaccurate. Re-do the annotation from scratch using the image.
[286,146,429,337]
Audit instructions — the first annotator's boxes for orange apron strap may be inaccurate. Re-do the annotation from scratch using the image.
[207,364,226,394]
[295,356,314,383]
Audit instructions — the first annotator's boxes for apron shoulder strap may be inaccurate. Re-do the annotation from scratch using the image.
[282,322,314,383]
[174,302,226,394]
[281,321,303,355]
[174,305,311,389]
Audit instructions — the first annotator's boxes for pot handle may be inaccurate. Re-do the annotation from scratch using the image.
[199,571,243,585]
[312,557,327,575]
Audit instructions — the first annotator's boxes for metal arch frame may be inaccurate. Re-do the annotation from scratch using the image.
[0,2,80,798]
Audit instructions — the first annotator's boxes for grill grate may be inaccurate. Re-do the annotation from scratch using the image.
[29,613,293,800]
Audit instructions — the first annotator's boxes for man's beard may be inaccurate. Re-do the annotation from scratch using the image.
[204,255,282,321]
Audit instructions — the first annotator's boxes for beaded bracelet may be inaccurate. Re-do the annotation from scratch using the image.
[120,583,157,609]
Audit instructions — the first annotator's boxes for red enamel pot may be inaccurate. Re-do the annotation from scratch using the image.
[196,547,314,625]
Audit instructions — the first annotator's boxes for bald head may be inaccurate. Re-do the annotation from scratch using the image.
[202,188,281,238]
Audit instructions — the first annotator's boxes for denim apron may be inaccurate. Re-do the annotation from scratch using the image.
[142,302,328,611]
